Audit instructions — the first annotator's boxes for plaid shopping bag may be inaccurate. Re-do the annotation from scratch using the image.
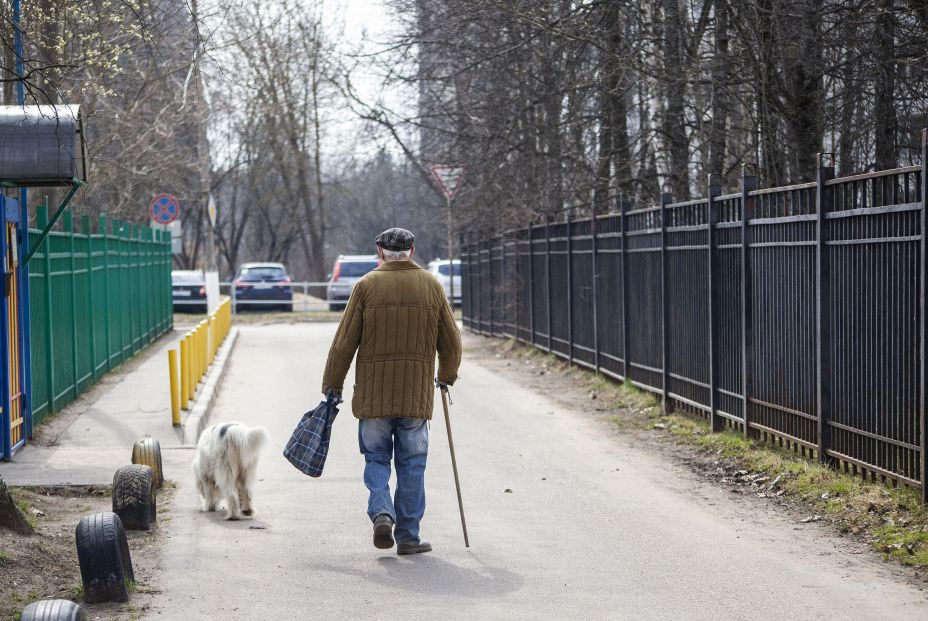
[283,393,341,477]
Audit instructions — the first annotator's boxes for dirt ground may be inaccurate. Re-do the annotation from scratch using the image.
[0,484,174,621]
[463,332,928,590]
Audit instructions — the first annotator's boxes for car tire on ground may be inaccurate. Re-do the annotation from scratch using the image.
[131,436,163,489]
[75,512,134,604]
[112,465,156,531]
[328,303,345,312]
[281,302,293,312]
[21,600,85,621]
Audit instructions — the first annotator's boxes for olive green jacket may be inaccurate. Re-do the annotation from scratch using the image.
[321,260,462,420]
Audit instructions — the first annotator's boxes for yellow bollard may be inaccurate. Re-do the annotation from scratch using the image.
[196,325,203,380]
[192,327,199,382]
[168,349,181,425]
[201,322,208,374]
[180,338,190,409]
[209,318,215,364]
[186,335,196,401]
[201,323,208,373]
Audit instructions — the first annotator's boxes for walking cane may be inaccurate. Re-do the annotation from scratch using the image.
[439,383,470,547]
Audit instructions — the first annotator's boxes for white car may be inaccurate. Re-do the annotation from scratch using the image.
[428,259,461,306]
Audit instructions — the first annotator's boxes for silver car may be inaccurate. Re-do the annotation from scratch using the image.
[326,254,380,311]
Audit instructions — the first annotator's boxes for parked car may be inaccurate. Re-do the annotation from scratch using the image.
[326,254,380,311]
[233,262,293,311]
[428,259,462,306]
[172,270,207,313]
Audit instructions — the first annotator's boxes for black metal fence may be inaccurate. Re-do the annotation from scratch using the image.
[461,132,928,500]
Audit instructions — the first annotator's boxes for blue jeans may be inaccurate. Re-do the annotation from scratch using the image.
[358,417,429,544]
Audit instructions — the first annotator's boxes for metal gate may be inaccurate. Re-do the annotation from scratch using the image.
[0,194,28,458]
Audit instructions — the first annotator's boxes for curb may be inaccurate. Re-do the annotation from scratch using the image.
[182,328,240,445]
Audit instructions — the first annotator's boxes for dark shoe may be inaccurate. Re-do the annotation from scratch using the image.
[373,514,395,549]
[397,541,432,555]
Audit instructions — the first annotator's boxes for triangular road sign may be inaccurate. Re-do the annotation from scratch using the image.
[430,165,467,200]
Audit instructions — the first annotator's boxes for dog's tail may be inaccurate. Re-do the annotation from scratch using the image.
[243,426,269,454]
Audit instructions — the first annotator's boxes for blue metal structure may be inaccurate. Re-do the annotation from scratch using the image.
[14,0,32,446]
[0,193,27,459]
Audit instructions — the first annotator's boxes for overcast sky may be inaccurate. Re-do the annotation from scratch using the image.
[200,0,411,172]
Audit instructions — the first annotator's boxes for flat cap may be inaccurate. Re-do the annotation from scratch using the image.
[375,227,415,251]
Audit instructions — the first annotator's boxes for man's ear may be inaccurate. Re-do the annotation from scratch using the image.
[409,246,415,258]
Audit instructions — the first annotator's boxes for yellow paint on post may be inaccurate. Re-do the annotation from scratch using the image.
[180,338,189,410]
[186,335,195,401]
[209,318,216,364]
[196,325,203,381]
[168,349,181,425]
[200,322,207,375]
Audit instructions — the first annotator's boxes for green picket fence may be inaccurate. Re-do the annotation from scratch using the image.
[28,206,173,425]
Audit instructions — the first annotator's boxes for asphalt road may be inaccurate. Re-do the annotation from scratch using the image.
[147,323,928,620]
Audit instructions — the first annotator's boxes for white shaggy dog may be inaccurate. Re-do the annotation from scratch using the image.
[192,422,269,520]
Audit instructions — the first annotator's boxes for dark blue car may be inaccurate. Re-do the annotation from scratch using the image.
[234,262,293,312]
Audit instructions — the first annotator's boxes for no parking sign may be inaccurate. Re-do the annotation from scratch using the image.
[149,193,180,225]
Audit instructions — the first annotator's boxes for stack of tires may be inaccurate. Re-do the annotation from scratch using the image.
[23,437,165,617]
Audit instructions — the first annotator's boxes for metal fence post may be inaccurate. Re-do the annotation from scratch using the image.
[566,210,573,364]
[816,153,836,464]
[100,216,112,371]
[921,128,928,502]
[512,231,519,340]
[528,222,535,347]
[82,215,97,383]
[461,234,468,327]
[545,215,552,353]
[487,235,494,335]
[38,206,54,416]
[621,198,630,380]
[132,224,141,353]
[707,175,722,432]
[459,233,467,329]
[501,233,507,336]
[591,207,600,374]
[64,212,78,399]
[741,166,758,438]
[660,190,672,413]
[19,192,32,439]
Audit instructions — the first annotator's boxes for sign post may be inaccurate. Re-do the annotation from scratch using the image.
[430,165,467,307]
[205,193,219,312]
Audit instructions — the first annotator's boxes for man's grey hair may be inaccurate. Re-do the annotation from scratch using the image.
[382,248,412,260]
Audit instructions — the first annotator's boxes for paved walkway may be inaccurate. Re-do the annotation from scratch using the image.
[0,328,196,486]
[144,323,928,620]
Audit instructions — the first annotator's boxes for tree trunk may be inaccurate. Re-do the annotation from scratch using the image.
[837,18,861,176]
[541,48,564,215]
[1,2,13,105]
[710,1,731,180]
[594,1,632,213]
[662,0,690,199]
[755,0,787,185]
[782,0,825,181]
[873,0,897,170]
[0,476,33,535]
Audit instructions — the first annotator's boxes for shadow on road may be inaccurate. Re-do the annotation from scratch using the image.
[314,554,523,598]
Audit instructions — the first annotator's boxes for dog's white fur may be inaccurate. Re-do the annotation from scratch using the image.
[192,422,269,520]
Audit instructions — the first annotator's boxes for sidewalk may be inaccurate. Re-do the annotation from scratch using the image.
[0,324,229,486]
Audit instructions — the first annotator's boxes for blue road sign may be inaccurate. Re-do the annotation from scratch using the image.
[149,193,180,225]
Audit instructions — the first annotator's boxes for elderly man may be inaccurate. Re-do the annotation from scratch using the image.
[322,227,462,554]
